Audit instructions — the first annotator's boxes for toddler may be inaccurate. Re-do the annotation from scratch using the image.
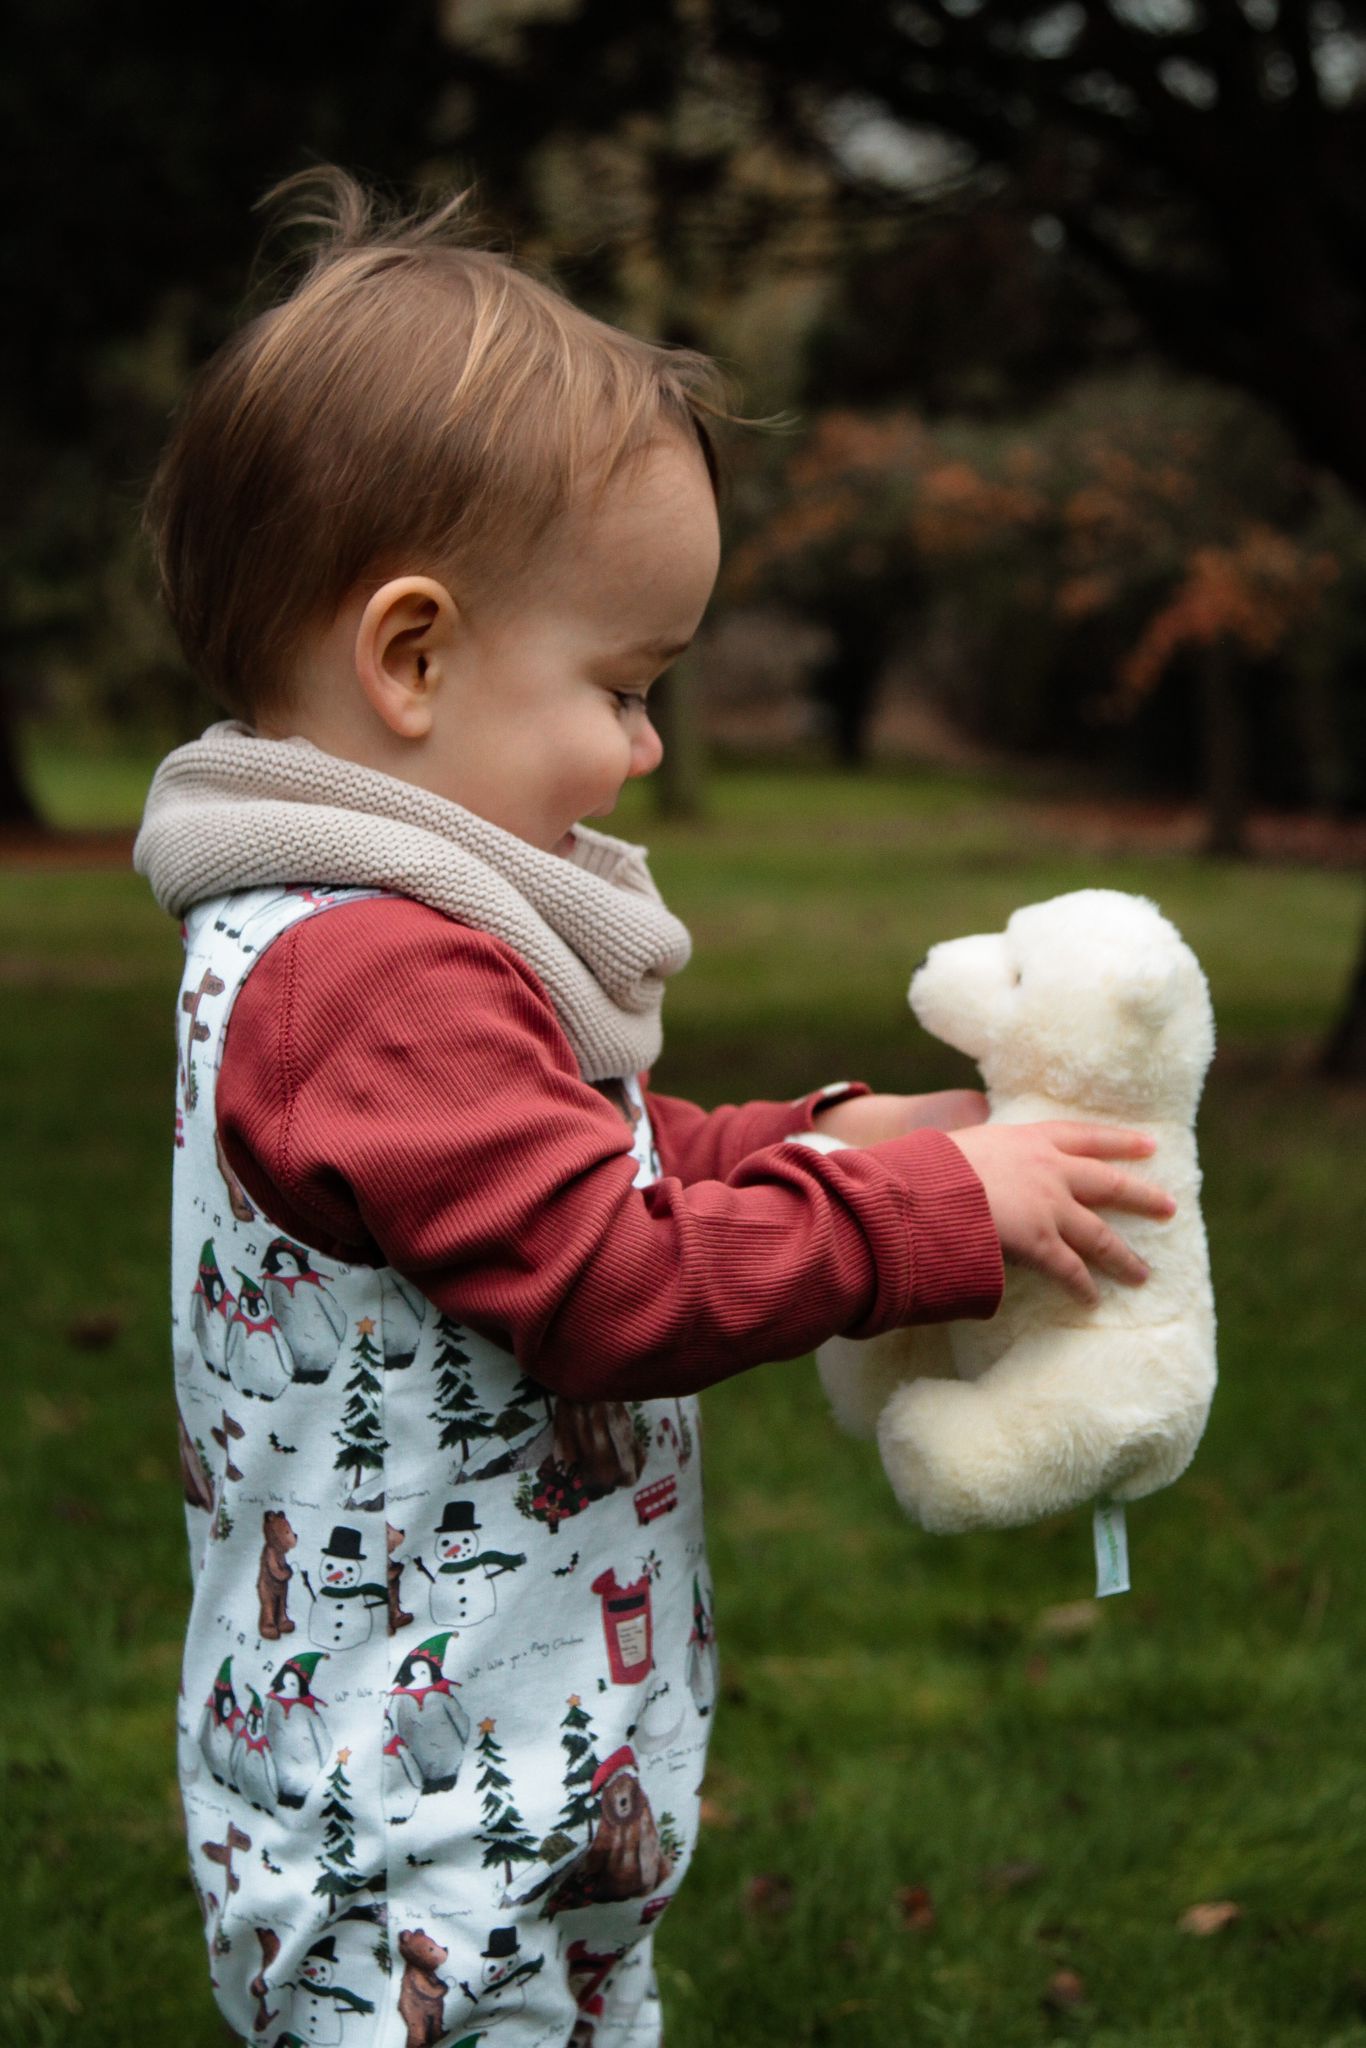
[135,169,1171,2048]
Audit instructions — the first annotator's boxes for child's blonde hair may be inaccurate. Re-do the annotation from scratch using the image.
[147,167,736,721]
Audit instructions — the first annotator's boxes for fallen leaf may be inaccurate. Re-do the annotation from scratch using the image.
[895,1884,937,1931]
[26,1393,92,1436]
[981,1859,1046,1895]
[1179,1900,1243,1936]
[66,1312,123,1351]
[698,1797,734,1830]
[51,1495,99,1526]
[1036,1600,1100,1640]
[1042,1968,1087,2012]
[744,1872,794,1919]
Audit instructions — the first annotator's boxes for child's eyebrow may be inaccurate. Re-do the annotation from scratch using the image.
[618,636,692,661]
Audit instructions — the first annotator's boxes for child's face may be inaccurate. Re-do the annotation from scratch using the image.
[387,430,719,851]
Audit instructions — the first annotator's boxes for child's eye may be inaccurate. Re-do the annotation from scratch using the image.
[612,691,647,715]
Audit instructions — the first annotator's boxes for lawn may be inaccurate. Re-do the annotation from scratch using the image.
[3,755,1364,2045]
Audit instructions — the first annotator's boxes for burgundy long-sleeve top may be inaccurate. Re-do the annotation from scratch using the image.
[216,895,1003,1401]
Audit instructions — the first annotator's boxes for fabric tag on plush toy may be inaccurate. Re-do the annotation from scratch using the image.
[1093,1499,1130,1598]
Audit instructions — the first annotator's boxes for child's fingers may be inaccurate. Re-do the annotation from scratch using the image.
[1061,1204,1150,1288]
[1031,1234,1102,1306]
[1065,1159,1177,1219]
[1041,1121,1158,1160]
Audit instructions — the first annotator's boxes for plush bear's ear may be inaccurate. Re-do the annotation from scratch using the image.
[1119,956,1182,1028]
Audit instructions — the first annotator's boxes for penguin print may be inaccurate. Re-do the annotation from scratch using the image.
[685,1574,719,1719]
[198,1657,246,1786]
[190,1241,233,1380]
[387,1636,470,1795]
[264,1653,331,1810]
[378,1270,426,1371]
[381,1702,423,1826]
[303,1528,387,1652]
[226,1273,293,1401]
[261,1238,347,1384]
[230,1688,280,1813]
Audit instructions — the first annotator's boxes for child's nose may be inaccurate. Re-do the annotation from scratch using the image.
[629,714,664,779]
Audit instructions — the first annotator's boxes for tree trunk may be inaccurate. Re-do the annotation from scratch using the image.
[650,651,706,822]
[1200,642,1250,858]
[811,608,889,769]
[1319,906,1366,1083]
[0,692,40,830]
[1288,643,1348,816]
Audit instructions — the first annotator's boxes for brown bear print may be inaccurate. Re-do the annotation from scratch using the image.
[256,1510,297,1640]
[387,1522,414,1636]
[543,1757,671,1918]
[397,1928,449,2048]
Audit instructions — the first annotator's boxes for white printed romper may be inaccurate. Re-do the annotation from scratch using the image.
[171,885,717,2048]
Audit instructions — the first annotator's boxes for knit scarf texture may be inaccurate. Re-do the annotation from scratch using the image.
[133,721,692,1083]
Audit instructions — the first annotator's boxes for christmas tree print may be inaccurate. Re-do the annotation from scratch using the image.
[499,1372,552,1441]
[333,1320,388,1508]
[656,1812,683,1863]
[553,1695,601,1847]
[209,1410,245,1542]
[313,1750,367,1910]
[428,1321,500,1465]
[474,1718,539,1888]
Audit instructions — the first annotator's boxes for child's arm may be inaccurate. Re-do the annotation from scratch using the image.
[217,899,1004,1400]
[802,1090,1171,1305]
[643,1084,988,1185]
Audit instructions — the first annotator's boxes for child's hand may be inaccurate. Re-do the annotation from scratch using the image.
[945,1120,1176,1306]
[812,1089,989,1144]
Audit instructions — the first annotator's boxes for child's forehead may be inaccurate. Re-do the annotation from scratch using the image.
[540,434,720,644]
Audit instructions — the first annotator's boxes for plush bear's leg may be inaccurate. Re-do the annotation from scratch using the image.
[816,1326,953,1442]
[877,1323,1215,1532]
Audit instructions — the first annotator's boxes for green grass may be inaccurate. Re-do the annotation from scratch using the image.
[3,758,1365,2045]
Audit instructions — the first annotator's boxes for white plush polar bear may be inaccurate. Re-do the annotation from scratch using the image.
[815,889,1217,1534]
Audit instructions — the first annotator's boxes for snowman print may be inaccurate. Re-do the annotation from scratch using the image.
[465,1926,539,2026]
[420,1501,525,1630]
[304,1527,386,1650]
[288,1933,372,2044]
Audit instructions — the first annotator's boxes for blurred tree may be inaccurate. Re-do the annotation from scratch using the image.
[3,1,453,825]
[4,0,827,828]
[726,376,1353,837]
[708,0,1366,1071]
[711,0,1366,502]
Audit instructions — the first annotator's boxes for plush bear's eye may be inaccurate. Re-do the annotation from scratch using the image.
[1011,968,1023,987]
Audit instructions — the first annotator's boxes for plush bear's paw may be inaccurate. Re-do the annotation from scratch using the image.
[816,1331,910,1441]
[877,1376,1033,1532]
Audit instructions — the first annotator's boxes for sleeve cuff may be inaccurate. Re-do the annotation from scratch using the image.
[842,1126,1004,1332]
[789,1080,872,1130]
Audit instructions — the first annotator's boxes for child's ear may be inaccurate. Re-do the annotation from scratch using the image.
[354,576,461,740]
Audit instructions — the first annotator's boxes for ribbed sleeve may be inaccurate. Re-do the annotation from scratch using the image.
[216,896,1003,1399]
[644,1080,871,1184]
